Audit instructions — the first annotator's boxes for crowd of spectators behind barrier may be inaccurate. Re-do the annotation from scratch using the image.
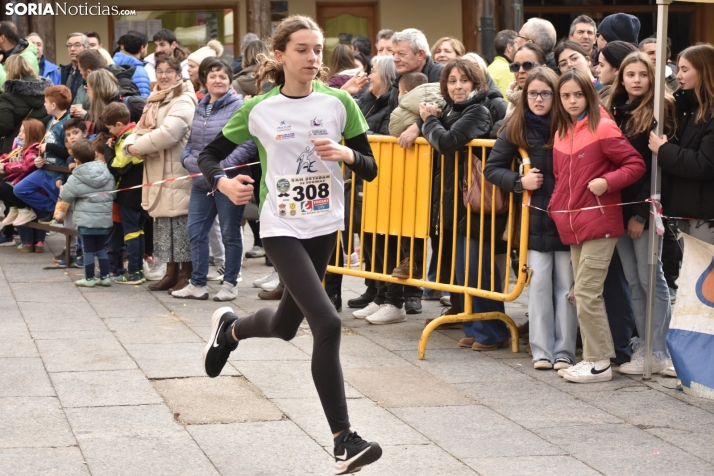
[0,12,711,382]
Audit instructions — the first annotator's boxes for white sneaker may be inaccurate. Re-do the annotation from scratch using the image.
[253,270,277,288]
[171,283,209,300]
[2,207,18,225]
[562,359,612,383]
[618,353,668,375]
[213,282,238,301]
[207,266,225,282]
[352,301,381,319]
[12,208,37,226]
[660,365,677,377]
[245,245,266,258]
[144,258,166,281]
[237,272,242,283]
[365,304,407,325]
[261,277,280,292]
[350,252,360,268]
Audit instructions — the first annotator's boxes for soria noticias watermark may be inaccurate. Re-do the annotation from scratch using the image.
[5,2,136,16]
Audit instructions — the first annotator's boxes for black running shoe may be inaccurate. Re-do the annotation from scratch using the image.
[202,307,239,378]
[334,430,382,475]
[405,296,422,314]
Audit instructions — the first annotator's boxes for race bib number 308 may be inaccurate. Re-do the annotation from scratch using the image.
[275,173,331,219]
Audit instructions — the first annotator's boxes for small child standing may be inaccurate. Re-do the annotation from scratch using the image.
[99,103,146,285]
[388,72,442,136]
[58,139,115,287]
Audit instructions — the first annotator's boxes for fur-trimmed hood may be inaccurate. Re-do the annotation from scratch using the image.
[2,77,52,96]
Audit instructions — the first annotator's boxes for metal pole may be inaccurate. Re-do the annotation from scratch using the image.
[481,0,496,63]
[644,0,672,380]
[513,0,524,31]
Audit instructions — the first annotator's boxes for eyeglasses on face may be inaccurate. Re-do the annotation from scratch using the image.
[66,43,84,49]
[526,90,554,100]
[516,34,531,42]
[155,69,177,77]
[509,61,540,73]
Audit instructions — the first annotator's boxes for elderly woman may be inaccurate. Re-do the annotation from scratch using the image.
[357,56,397,135]
[125,56,197,292]
[173,59,257,301]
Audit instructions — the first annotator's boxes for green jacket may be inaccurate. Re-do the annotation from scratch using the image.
[487,55,512,104]
[0,40,40,87]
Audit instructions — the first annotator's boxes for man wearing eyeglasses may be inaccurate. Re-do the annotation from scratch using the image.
[60,32,88,102]
[0,21,40,87]
[514,18,558,73]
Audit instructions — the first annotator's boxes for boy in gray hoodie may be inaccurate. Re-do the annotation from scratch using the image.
[58,139,115,287]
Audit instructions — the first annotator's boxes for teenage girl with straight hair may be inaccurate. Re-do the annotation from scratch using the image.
[197,15,382,474]
[485,67,578,371]
[606,52,676,375]
[651,43,714,245]
[550,68,645,383]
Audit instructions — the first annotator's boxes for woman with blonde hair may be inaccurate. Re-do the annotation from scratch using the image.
[86,69,145,133]
[233,40,271,97]
[431,37,465,64]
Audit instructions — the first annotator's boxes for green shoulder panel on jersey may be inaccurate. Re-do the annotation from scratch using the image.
[222,85,282,145]
[311,81,369,139]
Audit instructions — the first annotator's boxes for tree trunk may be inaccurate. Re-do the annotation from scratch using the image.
[246,0,272,41]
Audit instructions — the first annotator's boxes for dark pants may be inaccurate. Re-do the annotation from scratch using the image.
[82,233,110,279]
[106,222,125,275]
[119,205,147,274]
[232,234,349,434]
[603,249,636,364]
[661,219,682,290]
[0,180,28,208]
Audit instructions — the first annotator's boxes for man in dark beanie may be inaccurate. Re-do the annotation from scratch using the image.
[597,13,640,48]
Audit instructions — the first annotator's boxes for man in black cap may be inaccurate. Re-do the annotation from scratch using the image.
[597,13,641,49]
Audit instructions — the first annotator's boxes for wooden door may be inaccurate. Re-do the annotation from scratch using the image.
[316,2,379,64]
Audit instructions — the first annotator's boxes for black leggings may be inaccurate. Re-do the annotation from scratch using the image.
[232,233,349,433]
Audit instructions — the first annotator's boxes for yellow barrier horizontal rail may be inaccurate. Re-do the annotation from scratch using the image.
[328,136,531,359]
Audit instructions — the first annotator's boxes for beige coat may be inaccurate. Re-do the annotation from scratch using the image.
[125,81,197,218]
[388,83,445,137]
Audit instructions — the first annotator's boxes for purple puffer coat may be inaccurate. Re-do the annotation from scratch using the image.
[181,87,257,191]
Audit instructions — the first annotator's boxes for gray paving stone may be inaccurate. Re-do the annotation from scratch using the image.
[0,358,55,397]
[396,348,530,384]
[235,361,362,399]
[152,376,283,424]
[82,292,170,318]
[343,366,473,407]
[10,282,84,303]
[0,320,31,339]
[0,397,76,448]
[32,330,113,340]
[124,342,239,379]
[51,370,163,408]
[0,447,90,475]
[533,423,714,475]
[19,302,106,334]
[0,263,72,283]
[647,427,714,464]
[187,420,332,476]
[36,337,137,373]
[352,320,461,351]
[463,455,601,476]
[0,336,39,358]
[292,335,413,368]
[274,397,430,447]
[391,406,563,459]
[65,405,218,475]
[227,337,310,362]
[105,316,203,344]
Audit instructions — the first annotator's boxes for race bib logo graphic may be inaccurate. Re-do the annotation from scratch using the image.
[695,258,714,308]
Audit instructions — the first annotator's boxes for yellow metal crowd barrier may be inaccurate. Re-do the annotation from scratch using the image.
[328,136,532,360]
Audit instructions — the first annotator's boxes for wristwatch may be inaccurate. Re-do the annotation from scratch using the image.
[634,215,646,224]
[514,176,524,193]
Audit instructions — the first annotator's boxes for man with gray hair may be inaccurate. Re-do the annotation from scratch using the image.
[569,15,597,54]
[232,32,260,74]
[515,18,558,71]
[389,28,443,113]
[375,29,394,56]
[61,32,88,101]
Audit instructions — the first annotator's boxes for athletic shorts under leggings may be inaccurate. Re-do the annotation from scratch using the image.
[231,233,349,434]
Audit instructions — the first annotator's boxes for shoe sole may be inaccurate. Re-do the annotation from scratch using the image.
[563,371,612,383]
[202,307,234,377]
[405,307,422,315]
[207,276,225,281]
[660,367,677,377]
[347,301,372,309]
[335,443,383,475]
[173,293,209,300]
[618,363,667,375]
[213,293,238,302]
[365,317,406,325]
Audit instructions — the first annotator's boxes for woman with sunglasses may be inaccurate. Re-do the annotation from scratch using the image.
[505,44,546,119]
[485,67,578,371]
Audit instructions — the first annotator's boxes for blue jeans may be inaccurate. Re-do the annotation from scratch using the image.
[13,169,59,214]
[455,233,509,345]
[187,187,245,286]
[82,233,110,279]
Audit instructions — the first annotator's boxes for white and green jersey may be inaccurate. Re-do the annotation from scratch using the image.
[222,81,368,239]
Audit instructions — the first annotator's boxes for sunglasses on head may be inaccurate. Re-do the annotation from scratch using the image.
[509,61,540,73]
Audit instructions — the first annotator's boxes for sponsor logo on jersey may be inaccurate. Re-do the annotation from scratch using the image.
[308,129,329,136]
[310,117,323,127]
[277,121,292,132]
[276,133,295,140]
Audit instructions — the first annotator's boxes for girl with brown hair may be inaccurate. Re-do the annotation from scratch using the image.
[550,68,645,383]
[198,15,381,474]
[485,67,578,371]
[327,43,359,88]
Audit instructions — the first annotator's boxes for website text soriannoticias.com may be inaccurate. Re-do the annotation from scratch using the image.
[5,2,136,16]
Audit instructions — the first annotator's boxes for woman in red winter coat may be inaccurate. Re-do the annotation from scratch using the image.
[0,118,47,244]
[549,69,645,384]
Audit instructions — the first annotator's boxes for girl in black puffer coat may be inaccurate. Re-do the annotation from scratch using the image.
[485,67,577,368]
[0,69,51,153]
[422,58,509,350]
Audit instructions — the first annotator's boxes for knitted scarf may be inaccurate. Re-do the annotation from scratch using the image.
[524,109,551,142]
[135,79,184,135]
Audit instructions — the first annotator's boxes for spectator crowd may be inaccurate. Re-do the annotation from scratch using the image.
[0,12,710,385]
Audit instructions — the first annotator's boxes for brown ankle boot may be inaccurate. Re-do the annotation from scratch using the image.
[148,262,179,291]
[168,261,193,294]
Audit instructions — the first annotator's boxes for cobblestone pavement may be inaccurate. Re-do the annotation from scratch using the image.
[2,230,714,475]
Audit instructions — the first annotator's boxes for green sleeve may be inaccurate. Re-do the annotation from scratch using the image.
[221,101,252,145]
